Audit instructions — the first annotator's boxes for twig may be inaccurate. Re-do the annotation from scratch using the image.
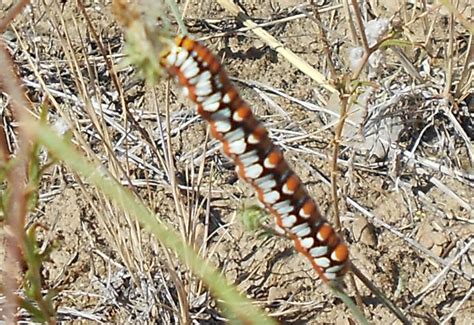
[329,87,365,312]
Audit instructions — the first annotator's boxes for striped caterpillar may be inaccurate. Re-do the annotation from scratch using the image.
[160,36,349,281]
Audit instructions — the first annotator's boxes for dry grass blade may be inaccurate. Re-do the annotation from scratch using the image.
[216,0,337,93]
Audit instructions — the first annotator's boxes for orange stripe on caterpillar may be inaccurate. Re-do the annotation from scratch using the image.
[160,35,349,281]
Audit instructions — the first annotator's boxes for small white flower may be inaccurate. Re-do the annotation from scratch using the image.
[53,118,70,135]
[365,19,390,47]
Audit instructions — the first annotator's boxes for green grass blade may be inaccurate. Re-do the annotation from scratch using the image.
[32,121,276,324]
[328,282,369,325]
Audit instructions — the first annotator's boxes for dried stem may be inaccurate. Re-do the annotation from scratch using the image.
[350,0,370,52]
[0,39,33,324]
[443,12,455,97]
[330,86,365,313]
[309,0,337,80]
[330,90,348,231]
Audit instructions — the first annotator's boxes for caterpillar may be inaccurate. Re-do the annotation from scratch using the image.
[160,36,349,281]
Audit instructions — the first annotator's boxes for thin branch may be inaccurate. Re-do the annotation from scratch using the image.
[350,0,369,52]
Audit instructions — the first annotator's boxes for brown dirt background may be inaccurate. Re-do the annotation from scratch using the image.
[1,0,473,324]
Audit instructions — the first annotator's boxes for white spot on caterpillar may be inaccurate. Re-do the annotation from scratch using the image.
[316,223,330,242]
[223,93,231,104]
[292,223,311,237]
[239,150,259,167]
[202,92,222,111]
[181,86,189,98]
[214,120,231,133]
[282,183,294,195]
[183,62,200,79]
[166,50,177,66]
[229,138,247,154]
[247,134,259,144]
[314,257,331,268]
[263,156,276,169]
[273,200,293,215]
[211,108,231,120]
[300,237,314,249]
[281,214,297,228]
[299,206,311,219]
[180,56,195,72]
[212,108,232,133]
[274,225,286,235]
[326,264,345,273]
[203,100,220,112]
[258,178,277,192]
[245,164,263,179]
[263,190,280,204]
[195,81,213,96]
[309,246,328,257]
[183,64,199,79]
[175,49,188,67]
[189,70,211,85]
[233,110,243,122]
[224,128,245,143]
[291,223,307,234]
[254,174,273,186]
[331,250,343,262]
